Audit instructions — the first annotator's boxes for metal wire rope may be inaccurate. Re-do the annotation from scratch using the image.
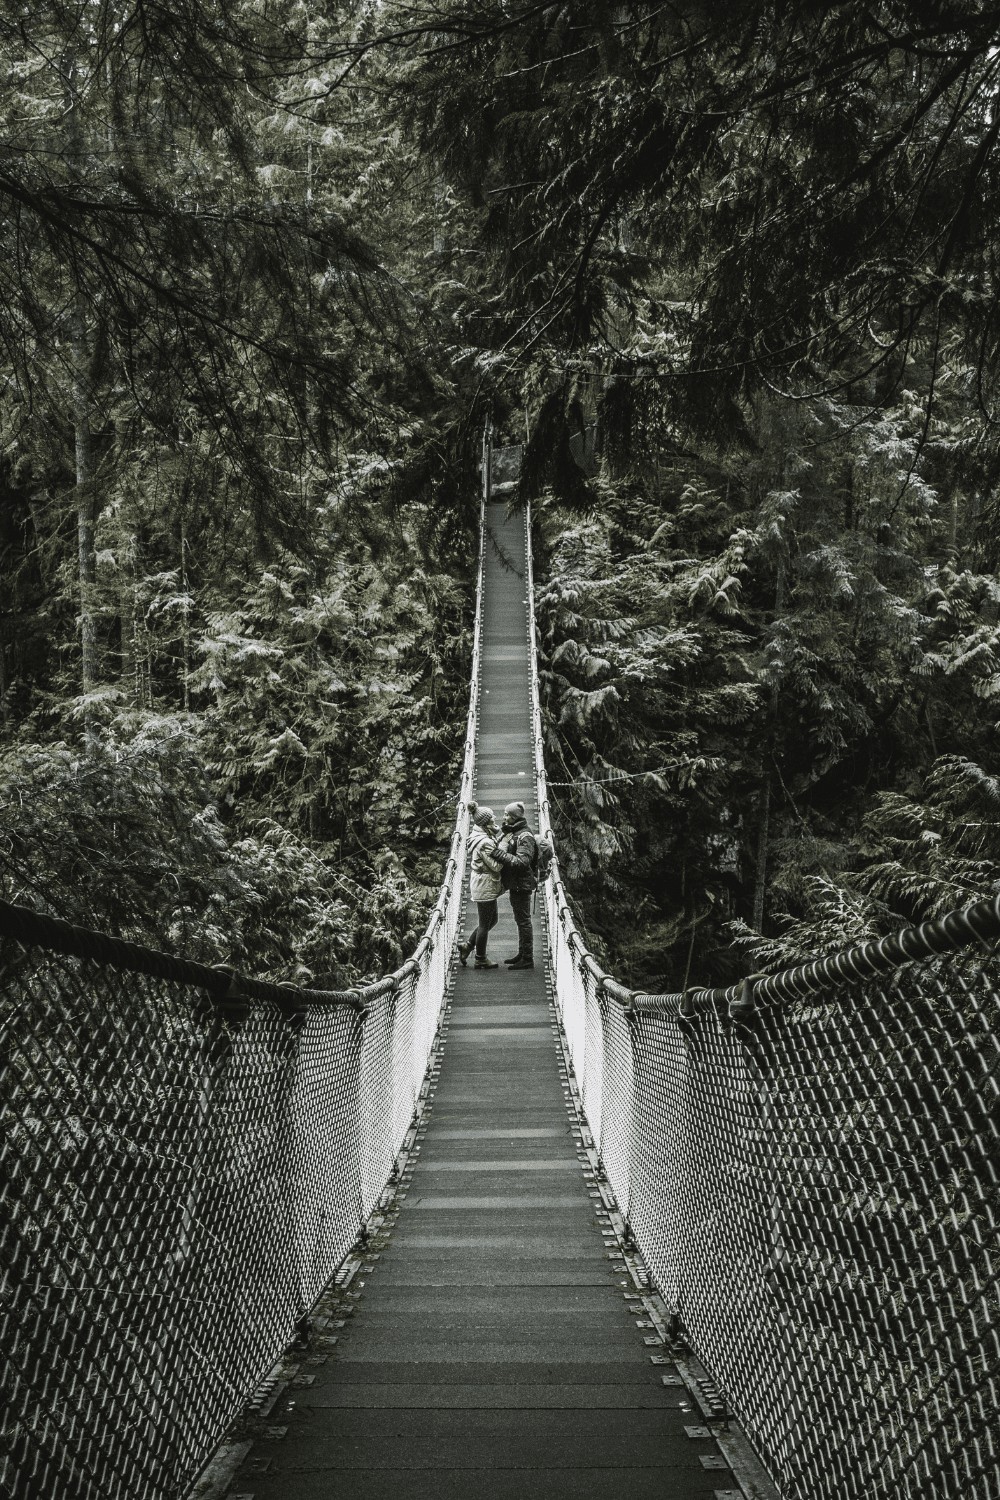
[525,498,1000,1500]
[0,447,490,1500]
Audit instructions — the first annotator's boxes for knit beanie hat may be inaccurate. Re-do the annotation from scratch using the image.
[503,801,525,821]
[473,806,495,828]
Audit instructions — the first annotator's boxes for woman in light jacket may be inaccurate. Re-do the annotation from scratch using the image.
[458,805,503,969]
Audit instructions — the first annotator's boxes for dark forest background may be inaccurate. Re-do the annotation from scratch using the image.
[3,1,1000,990]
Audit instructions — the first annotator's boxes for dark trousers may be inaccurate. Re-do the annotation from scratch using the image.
[509,888,533,960]
[473,899,498,959]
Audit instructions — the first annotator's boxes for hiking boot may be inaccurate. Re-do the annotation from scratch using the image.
[508,957,534,970]
[474,957,498,969]
[503,954,522,965]
[458,937,475,966]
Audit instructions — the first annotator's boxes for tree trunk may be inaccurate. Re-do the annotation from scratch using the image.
[432,171,447,256]
[120,533,137,704]
[66,57,100,741]
[0,643,10,731]
[754,554,785,933]
[73,294,99,738]
[752,778,771,932]
[947,487,960,561]
[181,523,191,712]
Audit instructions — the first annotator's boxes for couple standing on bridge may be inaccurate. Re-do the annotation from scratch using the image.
[458,800,549,971]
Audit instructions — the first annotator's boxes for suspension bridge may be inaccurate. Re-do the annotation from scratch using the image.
[3,442,999,1500]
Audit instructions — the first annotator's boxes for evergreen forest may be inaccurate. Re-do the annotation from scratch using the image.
[4,0,1000,993]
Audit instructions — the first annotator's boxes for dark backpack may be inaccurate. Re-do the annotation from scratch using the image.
[531,832,554,882]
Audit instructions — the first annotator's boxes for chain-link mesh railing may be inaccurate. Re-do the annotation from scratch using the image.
[1,485,487,1500]
[526,502,1000,1500]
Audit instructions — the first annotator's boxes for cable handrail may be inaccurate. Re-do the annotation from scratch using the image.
[1,473,487,1020]
[0,455,489,1500]
[524,482,1000,1500]
[526,502,1000,1012]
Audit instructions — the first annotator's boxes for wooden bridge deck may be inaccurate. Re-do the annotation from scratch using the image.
[234,499,725,1498]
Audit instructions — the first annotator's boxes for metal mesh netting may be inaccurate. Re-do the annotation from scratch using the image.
[3,953,353,1498]
[0,493,486,1500]
[627,958,1000,1499]
[2,878,471,1500]
[525,500,1000,1499]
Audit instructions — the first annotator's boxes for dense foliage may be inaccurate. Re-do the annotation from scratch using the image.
[391,0,1000,986]
[4,1,1000,991]
[0,0,481,983]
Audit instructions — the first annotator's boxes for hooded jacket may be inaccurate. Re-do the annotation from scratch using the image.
[468,825,503,902]
[497,815,537,892]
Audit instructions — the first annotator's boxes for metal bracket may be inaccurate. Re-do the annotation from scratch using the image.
[728,976,757,1023]
[209,966,250,1026]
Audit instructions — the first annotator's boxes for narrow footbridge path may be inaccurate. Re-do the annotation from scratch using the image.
[239,500,723,1498]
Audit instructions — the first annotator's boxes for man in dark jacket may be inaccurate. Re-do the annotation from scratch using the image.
[493,800,536,969]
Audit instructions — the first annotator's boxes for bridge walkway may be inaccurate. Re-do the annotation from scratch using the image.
[235,499,721,1497]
